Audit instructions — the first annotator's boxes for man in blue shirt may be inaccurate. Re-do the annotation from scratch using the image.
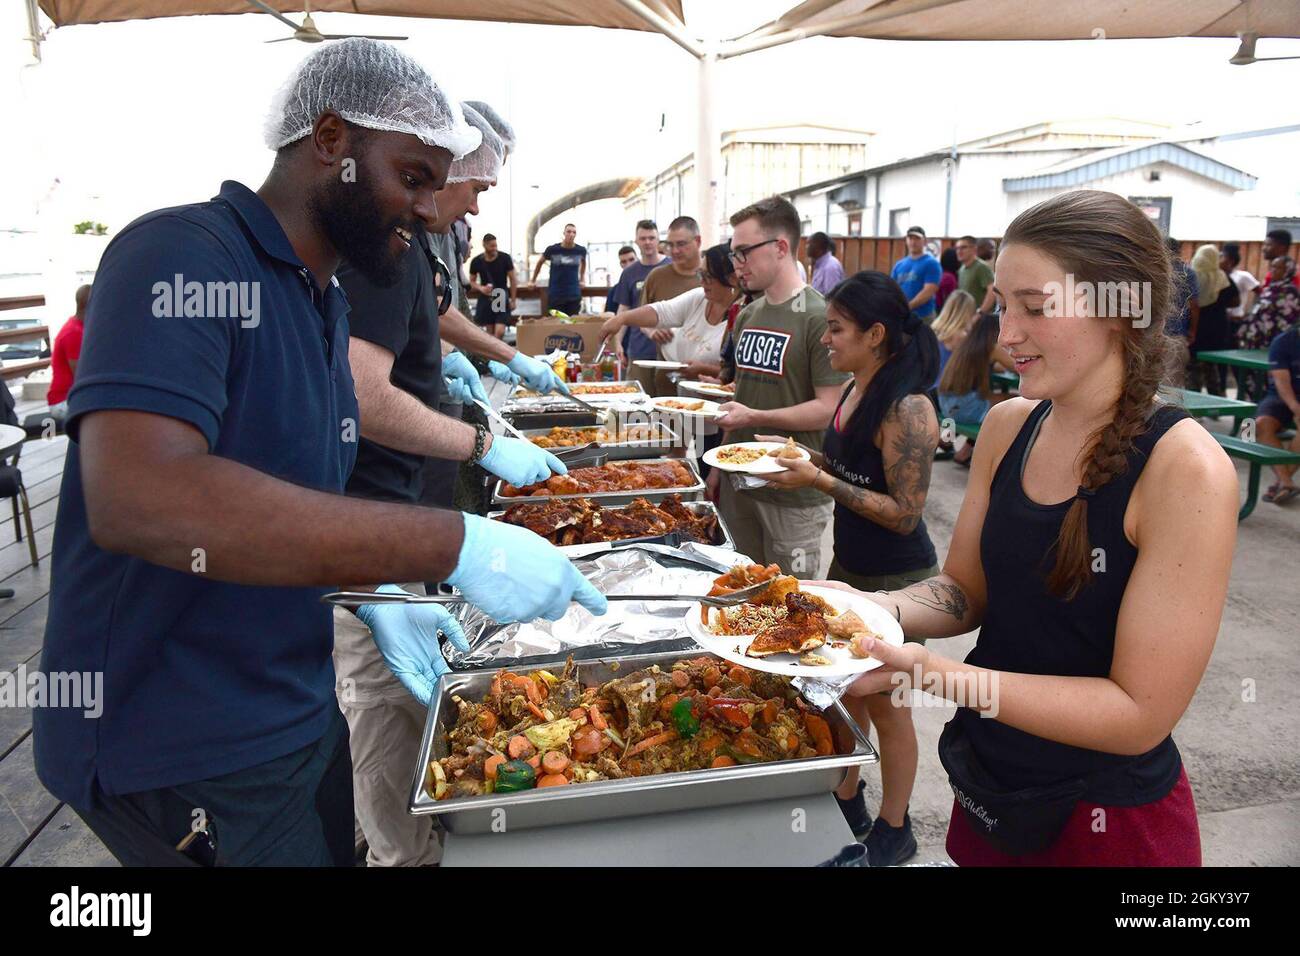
[33,39,604,867]
[1258,323,1300,504]
[890,226,942,322]
[530,223,588,315]
[1166,237,1199,341]
[608,219,668,367]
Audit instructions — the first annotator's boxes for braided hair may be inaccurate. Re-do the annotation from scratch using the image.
[1002,190,1182,600]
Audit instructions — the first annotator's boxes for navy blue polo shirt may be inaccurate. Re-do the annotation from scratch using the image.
[34,181,359,809]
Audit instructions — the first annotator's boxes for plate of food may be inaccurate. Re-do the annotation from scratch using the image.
[650,396,723,418]
[702,438,810,474]
[683,564,903,678]
[633,359,689,370]
[678,380,735,398]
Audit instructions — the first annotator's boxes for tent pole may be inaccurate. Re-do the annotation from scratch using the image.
[696,46,720,247]
[610,0,702,58]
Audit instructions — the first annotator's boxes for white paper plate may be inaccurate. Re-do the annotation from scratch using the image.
[678,380,735,398]
[650,396,723,418]
[702,441,810,474]
[685,584,904,678]
[633,359,689,370]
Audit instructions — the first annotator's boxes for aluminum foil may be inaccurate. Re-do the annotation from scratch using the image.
[440,539,858,707]
[443,542,738,669]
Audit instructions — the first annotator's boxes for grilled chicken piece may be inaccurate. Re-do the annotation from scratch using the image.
[599,668,675,736]
[746,592,828,658]
[825,609,866,639]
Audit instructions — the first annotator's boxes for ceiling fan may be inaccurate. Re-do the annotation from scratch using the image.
[247,1,409,44]
[1230,33,1300,65]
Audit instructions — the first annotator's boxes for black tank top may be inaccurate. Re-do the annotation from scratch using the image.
[822,384,938,576]
[957,399,1189,803]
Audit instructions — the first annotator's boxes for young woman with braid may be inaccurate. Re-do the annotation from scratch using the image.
[818,190,1238,865]
[760,271,940,865]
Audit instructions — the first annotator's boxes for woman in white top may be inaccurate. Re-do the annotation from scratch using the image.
[598,243,741,383]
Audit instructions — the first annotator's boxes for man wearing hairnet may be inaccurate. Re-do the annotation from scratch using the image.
[332,102,544,866]
[33,39,606,867]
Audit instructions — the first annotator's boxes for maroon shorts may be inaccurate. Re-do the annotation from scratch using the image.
[945,767,1201,866]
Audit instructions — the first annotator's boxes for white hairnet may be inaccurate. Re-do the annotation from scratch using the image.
[463,100,516,155]
[444,103,505,185]
[264,38,481,159]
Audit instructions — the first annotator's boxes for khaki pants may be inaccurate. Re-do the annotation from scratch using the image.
[717,479,833,579]
[333,594,441,867]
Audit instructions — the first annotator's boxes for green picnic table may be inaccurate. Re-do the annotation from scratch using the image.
[1194,349,1270,371]
[990,368,1019,393]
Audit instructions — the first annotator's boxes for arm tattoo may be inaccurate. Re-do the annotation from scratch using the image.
[902,579,969,623]
[882,396,936,534]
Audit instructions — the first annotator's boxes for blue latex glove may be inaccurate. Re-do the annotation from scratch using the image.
[479,435,567,487]
[487,360,520,387]
[442,351,488,404]
[446,515,609,622]
[442,376,475,406]
[355,585,470,706]
[507,352,571,395]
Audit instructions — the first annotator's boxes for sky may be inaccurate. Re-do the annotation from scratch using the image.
[3,0,1299,268]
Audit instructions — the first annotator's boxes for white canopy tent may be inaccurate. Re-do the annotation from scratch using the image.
[30,0,1300,242]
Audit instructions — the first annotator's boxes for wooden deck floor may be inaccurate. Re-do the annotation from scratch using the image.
[0,397,118,865]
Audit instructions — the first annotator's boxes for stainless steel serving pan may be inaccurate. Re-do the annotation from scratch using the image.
[486,499,735,552]
[516,422,680,461]
[410,649,877,833]
[491,456,706,507]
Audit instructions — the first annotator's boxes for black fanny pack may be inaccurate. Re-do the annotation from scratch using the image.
[938,718,1088,857]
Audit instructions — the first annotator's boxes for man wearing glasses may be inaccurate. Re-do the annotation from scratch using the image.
[639,215,704,395]
[710,195,847,577]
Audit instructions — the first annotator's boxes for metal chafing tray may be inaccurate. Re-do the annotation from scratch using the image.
[410,649,878,833]
[515,422,680,461]
[491,456,706,507]
[486,498,735,551]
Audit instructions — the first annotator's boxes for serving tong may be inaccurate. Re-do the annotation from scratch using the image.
[320,576,766,610]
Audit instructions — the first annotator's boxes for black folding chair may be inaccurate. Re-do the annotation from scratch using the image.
[0,384,38,568]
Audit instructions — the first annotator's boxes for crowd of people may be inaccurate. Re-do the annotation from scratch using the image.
[28,36,1290,870]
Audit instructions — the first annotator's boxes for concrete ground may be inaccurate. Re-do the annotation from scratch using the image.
[819,424,1300,866]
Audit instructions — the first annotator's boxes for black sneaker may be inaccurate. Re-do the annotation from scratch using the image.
[865,811,918,867]
[834,780,874,840]
[816,843,869,867]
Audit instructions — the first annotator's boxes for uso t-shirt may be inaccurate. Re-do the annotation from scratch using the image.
[728,285,848,507]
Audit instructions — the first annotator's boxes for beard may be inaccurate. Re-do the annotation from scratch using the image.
[309,162,412,288]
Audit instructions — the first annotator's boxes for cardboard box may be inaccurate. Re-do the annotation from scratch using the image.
[513,316,608,362]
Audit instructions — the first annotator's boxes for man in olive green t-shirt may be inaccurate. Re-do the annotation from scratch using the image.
[955,234,996,313]
[636,215,703,396]
[710,196,849,578]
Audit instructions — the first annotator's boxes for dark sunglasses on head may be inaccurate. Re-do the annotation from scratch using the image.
[419,233,455,316]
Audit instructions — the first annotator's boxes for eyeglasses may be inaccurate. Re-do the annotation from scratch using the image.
[728,238,780,264]
[419,234,455,316]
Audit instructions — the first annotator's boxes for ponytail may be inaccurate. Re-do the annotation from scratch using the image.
[826,271,940,448]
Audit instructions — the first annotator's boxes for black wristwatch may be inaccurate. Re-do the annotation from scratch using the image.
[467,423,490,465]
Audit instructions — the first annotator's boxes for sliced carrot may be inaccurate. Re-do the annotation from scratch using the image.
[657,693,680,718]
[702,666,722,689]
[804,714,834,756]
[484,754,506,781]
[626,729,678,758]
[707,685,723,699]
[698,733,724,753]
[537,773,569,788]
[477,709,498,734]
[727,665,752,686]
[786,734,800,753]
[762,700,779,724]
[526,700,547,721]
[588,705,608,731]
[526,754,541,770]
[710,756,737,768]
[507,735,535,760]
[541,751,569,775]
[568,707,588,722]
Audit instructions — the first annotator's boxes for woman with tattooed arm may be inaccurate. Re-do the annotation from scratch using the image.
[819,191,1238,865]
[759,270,941,865]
